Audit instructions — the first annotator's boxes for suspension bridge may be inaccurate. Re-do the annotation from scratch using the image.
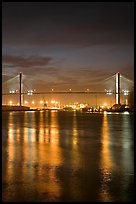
[2,72,134,108]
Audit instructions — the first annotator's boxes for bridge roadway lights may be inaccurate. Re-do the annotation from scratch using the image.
[3,91,127,95]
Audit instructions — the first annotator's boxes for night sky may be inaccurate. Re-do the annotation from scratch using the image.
[2,2,134,92]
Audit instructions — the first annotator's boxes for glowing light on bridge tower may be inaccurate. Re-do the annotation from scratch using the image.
[115,72,120,105]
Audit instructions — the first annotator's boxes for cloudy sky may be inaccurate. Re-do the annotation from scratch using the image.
[2,2,134,92]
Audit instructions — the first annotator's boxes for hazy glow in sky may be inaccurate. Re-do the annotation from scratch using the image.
[2,2,134,92]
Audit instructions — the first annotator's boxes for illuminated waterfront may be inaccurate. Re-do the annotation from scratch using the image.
[2,111,134,202]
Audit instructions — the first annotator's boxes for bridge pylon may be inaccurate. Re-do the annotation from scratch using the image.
[19,72,22,107]
[115,72,120,105]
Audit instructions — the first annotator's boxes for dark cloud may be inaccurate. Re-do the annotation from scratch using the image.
[2,55,52,68]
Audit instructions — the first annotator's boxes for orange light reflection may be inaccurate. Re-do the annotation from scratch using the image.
[100,113,112,202]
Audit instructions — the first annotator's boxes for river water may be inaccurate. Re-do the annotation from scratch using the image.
[2,111,134,202]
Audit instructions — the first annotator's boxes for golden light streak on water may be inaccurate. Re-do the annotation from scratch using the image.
[100,113,112,202]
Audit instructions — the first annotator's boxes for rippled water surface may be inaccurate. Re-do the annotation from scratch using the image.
[2,111,134,202]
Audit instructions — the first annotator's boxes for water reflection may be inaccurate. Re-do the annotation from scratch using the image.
[3,111,63,201]
[120,114,134,200]
[6,113,15,187]
[100,113,112,201]
[100,113,134,202]
[2,112,134,202]
[72,111,78,146]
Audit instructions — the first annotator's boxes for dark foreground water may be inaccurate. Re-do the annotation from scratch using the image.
[2,111,134,202]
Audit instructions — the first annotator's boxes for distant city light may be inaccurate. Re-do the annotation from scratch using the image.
[72,105,76,109]
[80,104,85,108]
[123,111,129,115]
[9,101,13,105]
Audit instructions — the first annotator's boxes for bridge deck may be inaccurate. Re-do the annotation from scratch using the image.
[2,91,116,95]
